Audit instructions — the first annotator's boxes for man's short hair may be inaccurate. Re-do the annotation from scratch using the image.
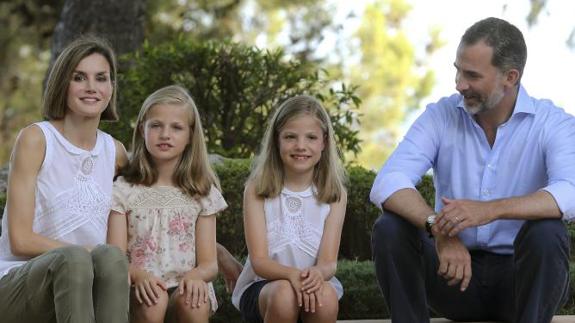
[461,17,527,81]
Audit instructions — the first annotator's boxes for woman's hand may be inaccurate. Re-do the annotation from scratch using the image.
[179,275,209,308]
[131,269,167,306]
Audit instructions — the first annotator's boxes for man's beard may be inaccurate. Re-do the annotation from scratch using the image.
[462,86,504,115]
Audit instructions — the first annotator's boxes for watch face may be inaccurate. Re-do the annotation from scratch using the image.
[427,215,436,225]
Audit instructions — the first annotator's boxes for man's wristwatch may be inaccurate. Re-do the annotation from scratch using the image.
[425,214,437,238]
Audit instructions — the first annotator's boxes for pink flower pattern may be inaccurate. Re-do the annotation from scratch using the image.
[111,178,227,293]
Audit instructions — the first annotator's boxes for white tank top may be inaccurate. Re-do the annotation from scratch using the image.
[231,186,343,309]
[0,121,116,278]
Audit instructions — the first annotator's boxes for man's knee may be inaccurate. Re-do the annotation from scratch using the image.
[515,219,569,257]
[372,211,417,254]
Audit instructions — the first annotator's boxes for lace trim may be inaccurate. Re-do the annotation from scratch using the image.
[267,192,322,257]
[130,188,202,210]
[34,173,109,239]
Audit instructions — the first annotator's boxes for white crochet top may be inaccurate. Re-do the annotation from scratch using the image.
[231,186,343,309]
[0,121,116,278]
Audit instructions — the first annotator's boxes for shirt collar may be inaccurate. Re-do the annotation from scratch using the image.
[456,84,535,117]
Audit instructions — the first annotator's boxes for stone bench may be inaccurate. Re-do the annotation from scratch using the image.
[337,316,575,323]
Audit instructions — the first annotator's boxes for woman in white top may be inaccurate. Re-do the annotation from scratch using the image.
[232,95,347,323]
[0,36,130,323]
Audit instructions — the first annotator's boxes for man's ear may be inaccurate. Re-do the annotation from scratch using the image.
[505,68,520,86]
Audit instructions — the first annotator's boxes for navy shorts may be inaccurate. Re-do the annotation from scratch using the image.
[239,280,303,323]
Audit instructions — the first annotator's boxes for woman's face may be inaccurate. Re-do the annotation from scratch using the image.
[66,53,113,119]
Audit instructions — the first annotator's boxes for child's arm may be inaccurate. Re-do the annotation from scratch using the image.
[299,190,347,313]
[179,214,218,307]
[243,181,302,287]
[301,190,347,292]
[108,209,167,306]
[216,243,243,293]
[107,210,128,252]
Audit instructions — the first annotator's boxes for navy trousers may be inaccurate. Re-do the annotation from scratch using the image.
[371,211,570,323]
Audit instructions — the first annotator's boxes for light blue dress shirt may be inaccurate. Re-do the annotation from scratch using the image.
[370,86,575,254]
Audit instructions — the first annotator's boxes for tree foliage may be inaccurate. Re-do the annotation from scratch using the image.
[103,39,361,158]
[346,0,441,169]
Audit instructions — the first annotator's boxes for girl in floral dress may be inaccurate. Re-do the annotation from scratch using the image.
[232,95,347,323]
[107,85,226,323]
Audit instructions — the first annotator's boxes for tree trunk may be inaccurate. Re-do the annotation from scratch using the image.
[49,0,147,66]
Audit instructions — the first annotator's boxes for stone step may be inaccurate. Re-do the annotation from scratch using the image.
[337,316,575,323]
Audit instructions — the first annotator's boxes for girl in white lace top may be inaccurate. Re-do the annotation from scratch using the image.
[0,36,130,323]
[232,95,347,323]
[107,85,226,323]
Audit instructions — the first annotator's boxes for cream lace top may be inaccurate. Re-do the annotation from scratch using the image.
[232,186,343,309]
[111,177,227,311]
[0,121,116,278]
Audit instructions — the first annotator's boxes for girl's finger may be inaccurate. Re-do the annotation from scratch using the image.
[303,292,310,312]
[309,292,316,313]
[192,283,200,308]
[140,284,153,306]
[134,286,143,304]
[144,280,158,302]
[178,280,185,295]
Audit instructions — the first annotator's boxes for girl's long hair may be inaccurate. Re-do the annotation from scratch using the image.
[122,85,219,197]
[250,95,346,203]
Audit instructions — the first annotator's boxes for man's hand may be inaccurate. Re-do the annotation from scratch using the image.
[436,197,496,236]
[435,234,472,292]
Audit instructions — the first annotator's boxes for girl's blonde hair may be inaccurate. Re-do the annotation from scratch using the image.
[122,85,219,197]
[250,95,346,203]
[43,35,118,121]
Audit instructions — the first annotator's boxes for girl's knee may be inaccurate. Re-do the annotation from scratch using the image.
[317,287,339,317]
[262,280,299,319]
[172,293,211,322]
[131,290,169,323]
[302,283,339,322]
[267,280,298,307]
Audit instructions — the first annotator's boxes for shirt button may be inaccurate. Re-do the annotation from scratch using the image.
[482,189,490,196]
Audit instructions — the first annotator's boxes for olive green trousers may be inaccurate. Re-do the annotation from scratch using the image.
[0,244,129,323]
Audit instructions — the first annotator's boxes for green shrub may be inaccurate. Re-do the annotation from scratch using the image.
[103,39,361,159]
[214,158,252,257]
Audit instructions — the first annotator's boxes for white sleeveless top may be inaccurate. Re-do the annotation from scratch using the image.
[231,186,343,309]
[0,121,116,278]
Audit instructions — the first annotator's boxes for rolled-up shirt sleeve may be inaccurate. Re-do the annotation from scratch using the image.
[540,111,575,221]
[370,99,449,209]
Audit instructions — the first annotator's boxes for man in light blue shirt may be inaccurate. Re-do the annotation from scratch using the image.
[370,17,574,323]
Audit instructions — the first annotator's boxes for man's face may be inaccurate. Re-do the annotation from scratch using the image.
[454,41,507,115]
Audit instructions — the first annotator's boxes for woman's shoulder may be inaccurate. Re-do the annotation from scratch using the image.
[12,124,47,158]
[17,123,46,144]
